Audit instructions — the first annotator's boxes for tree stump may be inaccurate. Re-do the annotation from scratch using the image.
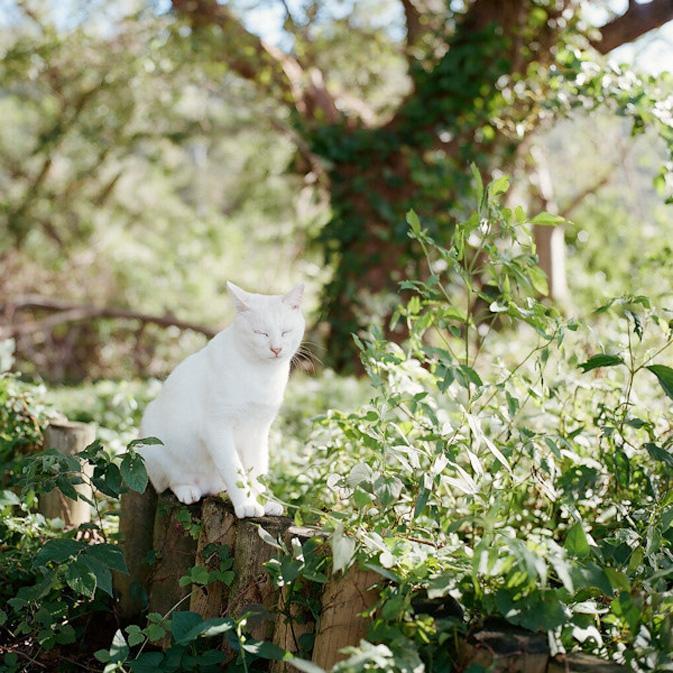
[311,565,379,670]
[148,493,201,617]
[459,627,550,673]
[226,513,292,642]
[548,653,626,672]
[270,526,325,673]
[116,485,158,619]
[189,497,238,618]
[39,421,95,527]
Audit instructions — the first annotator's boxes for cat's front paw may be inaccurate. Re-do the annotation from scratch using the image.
[264,501,284,516]
[173,484,202,505]
[233,497,265,519]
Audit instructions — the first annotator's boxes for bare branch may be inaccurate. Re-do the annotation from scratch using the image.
[400,0,423,48]
[592,0,673,54]
[559,173,612,218]
[1,296,217,339]
[172,0,341,124]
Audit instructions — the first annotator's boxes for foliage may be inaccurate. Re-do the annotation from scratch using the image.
[0,344,58,482]
[0,1,321,380]
[3,2,673,376]
[0,363,368,670]
[270,174,673,671]
[5,168,673,669]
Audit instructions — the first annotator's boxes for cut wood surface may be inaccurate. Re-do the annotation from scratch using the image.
[39,421,95,527]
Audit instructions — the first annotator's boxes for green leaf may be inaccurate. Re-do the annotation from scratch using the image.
[87,544,128,574]
[109,629,130,663]
[470,163,484,206]
[182,617,234,641]
[146,623,165,642]
[127,436,163,449]
[170,611,203,644]
[331,523,355,573]
[646,364,673,401]
[289,659,326,673]
[120,452,148,493]
[0,489,20,507]
[179,565,210,587]
[427,574,453,599]
[406,210,421,236]
[373,475,403,507]
[578,354,624,373]
[488,174,510,197]
[125,625,145,647]
[564,522,591,558]
[129,653,164,673]
[530,212,566,226]
[82,555,112,596]
[35,538,85,565]
[644,442,673,468]
[528,266,549,295]
[242,640,287,660]
[66,558,97,598]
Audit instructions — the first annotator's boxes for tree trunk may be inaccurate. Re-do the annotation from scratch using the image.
[530,146,569,304]
[318,147,423,372]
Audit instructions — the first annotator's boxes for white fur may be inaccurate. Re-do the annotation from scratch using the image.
[138,282,305,518]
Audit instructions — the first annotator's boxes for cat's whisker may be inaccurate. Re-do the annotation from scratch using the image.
[296,347,324,367]
[300,339,326,352]
[292,352,316,373]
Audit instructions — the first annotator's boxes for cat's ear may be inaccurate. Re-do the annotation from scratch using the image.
[282,283,304,310]
[227,281,251,313]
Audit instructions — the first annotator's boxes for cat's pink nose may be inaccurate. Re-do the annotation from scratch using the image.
[270,346,282,357]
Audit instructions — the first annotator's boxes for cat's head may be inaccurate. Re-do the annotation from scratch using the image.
[227,281,305,363]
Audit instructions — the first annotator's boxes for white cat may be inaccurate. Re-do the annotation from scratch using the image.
[137,282,305,518]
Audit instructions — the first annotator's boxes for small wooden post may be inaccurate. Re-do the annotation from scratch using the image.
[311,566,379,670]
[116,485,158,619]
[226,514,292,642]
[148,493,201,617]
[189,497,238,618]
[40,421,95,527]
[459,627,549,673]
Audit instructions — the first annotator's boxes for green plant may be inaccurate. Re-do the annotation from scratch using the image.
[273,171,673,671]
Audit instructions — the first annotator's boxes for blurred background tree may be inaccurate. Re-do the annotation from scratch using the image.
[1,0,672,378]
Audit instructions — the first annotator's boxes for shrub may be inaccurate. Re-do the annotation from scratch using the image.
[276,172,673,671]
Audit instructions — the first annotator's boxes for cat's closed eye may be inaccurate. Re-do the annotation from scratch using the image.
[281,329,292,336]
[254,330,269,336]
